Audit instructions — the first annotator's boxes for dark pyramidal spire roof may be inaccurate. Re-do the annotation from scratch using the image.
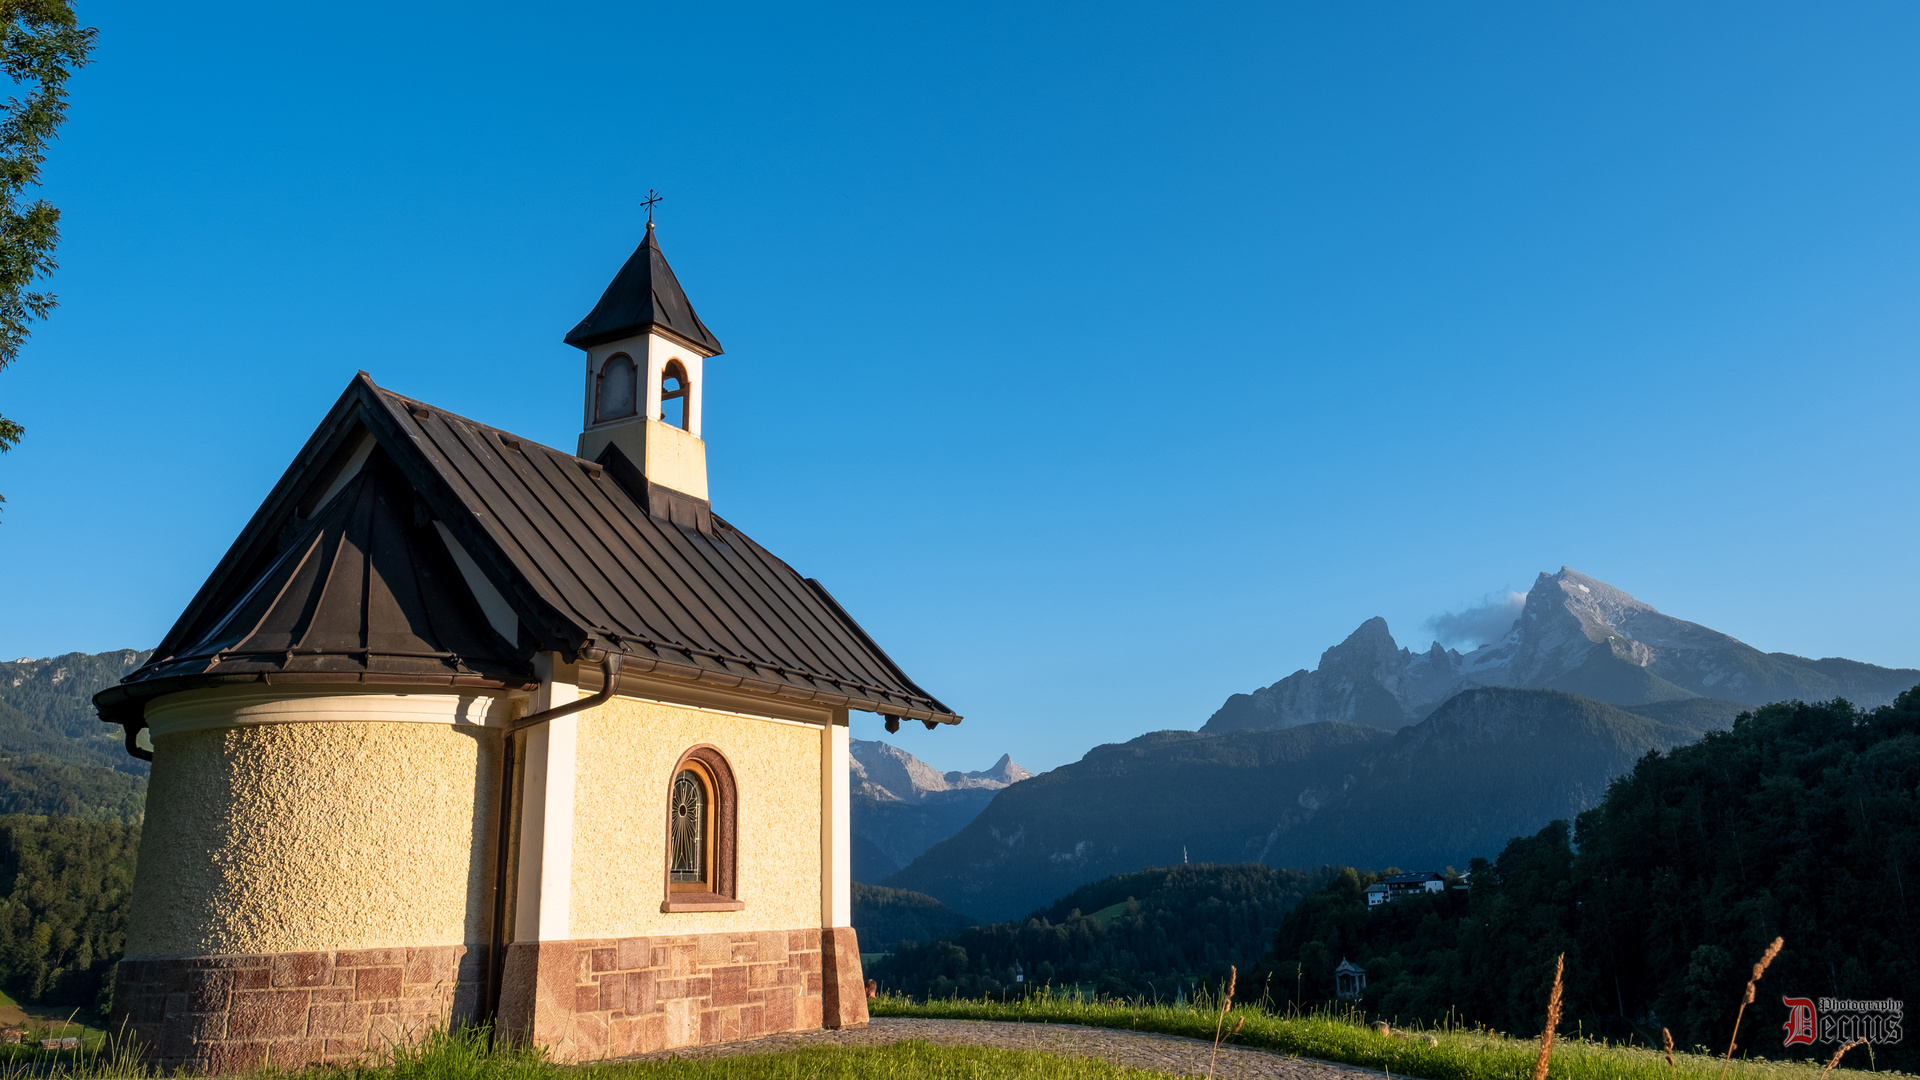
[563,222,724,355]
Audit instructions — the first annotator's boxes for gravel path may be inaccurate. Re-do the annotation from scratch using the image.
[621,1016,1387,1079]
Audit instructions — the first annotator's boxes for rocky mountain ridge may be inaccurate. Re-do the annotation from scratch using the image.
[850,738,1034,883]
[1205,568,1920,732]
[886,686,1744,920]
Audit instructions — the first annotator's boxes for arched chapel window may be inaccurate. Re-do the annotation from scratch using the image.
[595,354,637,423]
[670,766,709,886]
[660,359,690,430]
[663,746,741,911]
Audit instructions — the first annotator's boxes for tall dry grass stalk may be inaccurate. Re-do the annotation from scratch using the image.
[1821,1037,1867,1075]
[1535,953,1566,1080]
[1207,964,1238,1080]
[1719,937,1784,1080]
[1662,1027,1676,1080]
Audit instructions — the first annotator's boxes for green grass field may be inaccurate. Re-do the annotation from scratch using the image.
[0,1027,1186,1079]
[871,992,1865,1080]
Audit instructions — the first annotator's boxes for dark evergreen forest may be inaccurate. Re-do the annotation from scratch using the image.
[1257,690,1920,1067]
[870,864,1333,1001]
[0,815,137,1014]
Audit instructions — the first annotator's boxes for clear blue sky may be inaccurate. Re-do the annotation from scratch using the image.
[4,3,1919,773]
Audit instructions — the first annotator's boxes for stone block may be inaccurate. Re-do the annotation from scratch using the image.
[450,981,482,1023]
[662,997,697,1049]
[573,983,601,1014]
[307,1002,371,1037]
[261,1038,328,1069]
[228,989,311,1039]
[183,969,235,1014]
[201,1039,270,1073]
[761,985,796,1033]
[404,948,452,987]
[741,1002,765,1039]
[637,1011,668,1055]
[336,947,407,968]
[696,935,732,966]
[569,1012,609,1059]
[272,952,334,989]
[589,948,618,973]
[664,943,697,976]
[754,931,788,963]
[615,936,650,971]
[234,968,271,992]
[710,965,748,1007]
[355,966,403,1003]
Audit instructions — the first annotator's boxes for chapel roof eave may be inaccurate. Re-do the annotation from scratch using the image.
[96,372,960,731]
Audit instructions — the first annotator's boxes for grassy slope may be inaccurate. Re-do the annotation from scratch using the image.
[873,995,1847,1080]
[4,1028,1187,1078]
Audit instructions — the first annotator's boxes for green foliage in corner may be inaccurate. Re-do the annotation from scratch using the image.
[0,0,95,502]
[0,814,137,1014]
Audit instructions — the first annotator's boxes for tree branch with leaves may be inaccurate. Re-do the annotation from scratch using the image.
[0,0,94,511]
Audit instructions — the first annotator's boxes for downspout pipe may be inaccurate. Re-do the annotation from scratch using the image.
[482,649,623,1042]
[122,719,154,762]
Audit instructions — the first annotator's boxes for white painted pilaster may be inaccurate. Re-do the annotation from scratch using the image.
[514,655,579,941]
[820,710,851,927]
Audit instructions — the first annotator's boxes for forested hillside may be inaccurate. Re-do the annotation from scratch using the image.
[1256,689,1920,1068]
[871,864,1334,1001]
[0,816,138,1014]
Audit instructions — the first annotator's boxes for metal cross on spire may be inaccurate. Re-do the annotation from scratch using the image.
[642,188,663,227]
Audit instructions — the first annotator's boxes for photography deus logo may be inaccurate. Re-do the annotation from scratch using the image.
[1782,996,1904,1047]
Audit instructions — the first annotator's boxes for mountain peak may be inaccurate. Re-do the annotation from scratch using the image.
[1203,568,1920,734]
[850,738,1031,801]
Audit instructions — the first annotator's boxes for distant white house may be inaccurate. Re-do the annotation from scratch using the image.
[1368,871,1447,908]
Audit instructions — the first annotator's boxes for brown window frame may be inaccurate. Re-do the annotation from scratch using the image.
[659,359,691,431]
[661,745,741,912]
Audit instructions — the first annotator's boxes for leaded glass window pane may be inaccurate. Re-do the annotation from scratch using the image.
[670,769,706,884]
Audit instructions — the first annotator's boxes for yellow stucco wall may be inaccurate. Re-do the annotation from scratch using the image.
[127,714,500,958]
[569,697,821,939]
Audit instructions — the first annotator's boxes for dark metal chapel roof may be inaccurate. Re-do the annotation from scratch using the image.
[98,373,956,728]
[94,455,534,718]
[563,223,724,355]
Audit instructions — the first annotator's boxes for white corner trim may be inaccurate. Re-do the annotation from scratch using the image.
[820,713,851,927]
[515,661,577,942]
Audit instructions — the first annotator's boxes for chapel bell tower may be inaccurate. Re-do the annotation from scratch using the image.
[565,219,723,524]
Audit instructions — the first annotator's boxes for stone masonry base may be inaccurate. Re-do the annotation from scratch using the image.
[497,926,868,1062]
[112,945,483,1073]
[113,929,866,1073]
